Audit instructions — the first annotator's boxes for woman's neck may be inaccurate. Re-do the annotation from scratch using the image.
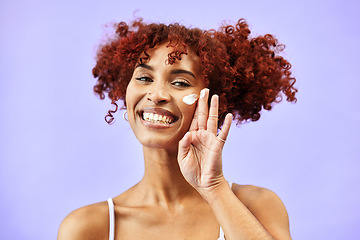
[136,146,200,209]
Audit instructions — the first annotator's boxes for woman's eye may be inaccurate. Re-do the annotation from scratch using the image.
[172,80,191,87]
[135,76,153,82]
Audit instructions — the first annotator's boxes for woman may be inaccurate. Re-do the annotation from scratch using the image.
[58,18,297,240]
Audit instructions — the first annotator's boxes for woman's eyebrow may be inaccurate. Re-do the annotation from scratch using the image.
[171,69,196,79]
[135,64,196,79]
[135,63,153,71]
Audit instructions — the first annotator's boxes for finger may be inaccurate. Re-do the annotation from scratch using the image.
[197,88,209,130]
[178,131,192,162]
[217,113,232,144]
[189,103,199,131]
[207,94,219,134]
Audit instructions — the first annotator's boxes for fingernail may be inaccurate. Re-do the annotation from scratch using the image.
[200,89,206,99]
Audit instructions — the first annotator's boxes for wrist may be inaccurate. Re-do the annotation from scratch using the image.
[200,178,231,204]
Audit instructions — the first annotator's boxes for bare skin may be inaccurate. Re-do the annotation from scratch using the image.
[58,43,291,240]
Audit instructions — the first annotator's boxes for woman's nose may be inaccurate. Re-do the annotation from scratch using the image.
[147,84,171,104]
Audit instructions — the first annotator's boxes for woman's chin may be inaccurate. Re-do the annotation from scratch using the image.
[131,118,190,152]
[138,136,181,152]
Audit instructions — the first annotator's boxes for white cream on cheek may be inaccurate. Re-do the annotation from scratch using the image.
[182,94,198,105]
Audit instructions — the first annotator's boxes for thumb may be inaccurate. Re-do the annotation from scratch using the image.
[178,132,192,162]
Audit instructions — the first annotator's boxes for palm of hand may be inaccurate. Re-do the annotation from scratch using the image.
[179,129,223,188]
[178,89,232,193]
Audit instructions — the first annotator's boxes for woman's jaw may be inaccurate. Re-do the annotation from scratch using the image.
[129,103,191,151]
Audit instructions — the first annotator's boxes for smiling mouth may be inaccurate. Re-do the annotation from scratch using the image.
[139,109,178,125]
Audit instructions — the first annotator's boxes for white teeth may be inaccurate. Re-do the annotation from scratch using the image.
[142,112,174,124]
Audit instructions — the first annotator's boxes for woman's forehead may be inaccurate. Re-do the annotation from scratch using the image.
[138,42,202,74]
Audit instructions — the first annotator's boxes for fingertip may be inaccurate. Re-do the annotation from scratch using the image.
[221,113,233,132]
[211,94,219,102]
[184,131,191,138]
[200,88,207,99]
[181,132,192,147]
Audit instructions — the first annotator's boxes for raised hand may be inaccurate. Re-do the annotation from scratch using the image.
[178,88,233,197]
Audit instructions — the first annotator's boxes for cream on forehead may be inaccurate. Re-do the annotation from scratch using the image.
[182,94,198,105]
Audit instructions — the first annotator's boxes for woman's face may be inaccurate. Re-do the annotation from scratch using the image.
[126,42,205,151]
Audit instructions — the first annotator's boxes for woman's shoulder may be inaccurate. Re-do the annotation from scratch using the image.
[58,201,109,240]
[232,183,286,209]
[231,183,290,229]
[231,183,277,201]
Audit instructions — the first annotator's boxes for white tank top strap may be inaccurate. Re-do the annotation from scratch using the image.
[218,226,225,239]
[107,198,115,240]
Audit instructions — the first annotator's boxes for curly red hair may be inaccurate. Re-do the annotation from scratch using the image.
[92,18,297,126]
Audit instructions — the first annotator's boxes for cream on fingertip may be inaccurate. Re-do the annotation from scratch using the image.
[200,89,206,99]
[182,94,198,105]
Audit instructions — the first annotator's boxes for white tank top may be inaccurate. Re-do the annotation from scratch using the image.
[107,182,232,240]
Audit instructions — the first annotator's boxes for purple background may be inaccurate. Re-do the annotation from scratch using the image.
[1,0,359,239]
